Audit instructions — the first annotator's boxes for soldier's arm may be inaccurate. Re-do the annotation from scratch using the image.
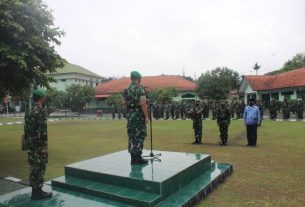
[122,88,128,105]
[139,87,149,123]
[140,98,149,123]
[37,108,48,150]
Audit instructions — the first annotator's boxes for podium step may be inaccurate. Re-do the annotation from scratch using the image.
[52,176,161,207]
[48,150,232,206]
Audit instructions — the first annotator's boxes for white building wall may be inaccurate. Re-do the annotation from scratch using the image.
[49,73,103,91]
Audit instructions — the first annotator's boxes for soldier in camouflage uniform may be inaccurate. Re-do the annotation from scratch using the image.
[211,100,217,120]
[281,98,290,120]
[124,71,149,165]
[165,102,170,120]
[170,102,175,119]
[23,89,52,200]
[216,101,231,145]
[111,104,116,119]
[190,101,203,144]
[235,101,242,119]
[269,99,277,119]
[295,98,304,119]
[175,102,180,119]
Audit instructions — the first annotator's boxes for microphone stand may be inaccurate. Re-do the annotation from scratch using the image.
[143,102,161,161]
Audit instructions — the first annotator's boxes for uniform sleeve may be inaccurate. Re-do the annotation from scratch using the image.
[137,86,146,96]
[37,108,48,148]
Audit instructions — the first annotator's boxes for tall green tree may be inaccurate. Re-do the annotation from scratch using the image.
[266,53,305,75]
[0,0,66,98]
[46,88,67,114]
[197,67,241,100]
[66,85,95,112]
[106,93,123,106]
[148,87,177,103]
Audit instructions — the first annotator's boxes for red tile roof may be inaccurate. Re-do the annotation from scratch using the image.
[95,75,197,95]
[245,67,305,91]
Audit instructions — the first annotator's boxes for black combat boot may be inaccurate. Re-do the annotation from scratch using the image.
[131,155,148,165]
[198,136,202,144]
[192,137,198,144]
[31,187,52,200]
[130,153,136,164]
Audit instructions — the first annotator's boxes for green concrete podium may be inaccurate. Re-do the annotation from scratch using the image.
[0,150,232,207]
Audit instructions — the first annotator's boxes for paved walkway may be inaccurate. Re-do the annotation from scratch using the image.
[0,179,27,196]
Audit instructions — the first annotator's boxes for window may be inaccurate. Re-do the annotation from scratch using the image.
[281,91,293,96]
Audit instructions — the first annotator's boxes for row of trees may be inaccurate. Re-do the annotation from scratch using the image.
[46,85,95,113]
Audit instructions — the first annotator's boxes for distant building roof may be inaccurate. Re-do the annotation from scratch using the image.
[53,63,102,78]
[243,67,305,91]
[95,75,197,96]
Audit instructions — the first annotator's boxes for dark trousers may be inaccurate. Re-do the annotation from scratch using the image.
[246,124,257,146]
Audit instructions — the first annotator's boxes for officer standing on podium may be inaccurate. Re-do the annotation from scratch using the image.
[124,71,149,165]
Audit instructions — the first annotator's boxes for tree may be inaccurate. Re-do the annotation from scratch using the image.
[266,53,305,75]
[0,0,66,98]
[46,88,67,114]
[197,67,241,100]
[253,62,261,75]
[148,87,177,103]
[66,85,95,112]
[106,93,123,106]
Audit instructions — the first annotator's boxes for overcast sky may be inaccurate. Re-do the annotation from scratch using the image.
[44,0,305,78]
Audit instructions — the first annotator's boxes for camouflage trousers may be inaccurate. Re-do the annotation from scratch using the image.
[193,119,202,139]
[127,113,147,156]
[28,149,47,189]
[282,109,290,119]
[296,110,304,119]
[269,110,277,119]
[218,123,229,143]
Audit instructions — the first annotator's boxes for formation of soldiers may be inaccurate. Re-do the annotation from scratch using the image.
[268,98,304,120]
[150,99,245,120]
[109,98,304,120]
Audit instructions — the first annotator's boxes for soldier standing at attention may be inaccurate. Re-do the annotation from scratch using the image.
[269,98,277,119]
[111,104,116,119]
[24,89,52,200]
[258,100,264,125]
[216,101,231,145]
[243,98,261,146]
[124,71,149,165]
[295,98,304,119]
[281,97,290,120]
[190,101,203,144]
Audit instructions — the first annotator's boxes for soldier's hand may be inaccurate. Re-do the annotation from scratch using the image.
[145,117,150,124]
[42,148,48,156]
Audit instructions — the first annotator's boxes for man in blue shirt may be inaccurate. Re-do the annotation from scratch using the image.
[243,98,261,146]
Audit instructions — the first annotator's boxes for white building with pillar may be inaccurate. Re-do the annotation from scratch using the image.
[239,67,305,106]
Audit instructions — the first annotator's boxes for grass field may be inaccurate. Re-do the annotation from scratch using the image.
[0,116,24,123]
[0,118,305,207]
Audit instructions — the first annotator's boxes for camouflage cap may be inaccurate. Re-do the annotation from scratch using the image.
[130,71,141,79]
[33,88,47,97]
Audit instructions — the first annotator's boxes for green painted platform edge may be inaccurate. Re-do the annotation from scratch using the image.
[63,154,212,196]
[155,163,233,207]
[51,176,162,207]
[160,159,214,199]
[64,167,161,194]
